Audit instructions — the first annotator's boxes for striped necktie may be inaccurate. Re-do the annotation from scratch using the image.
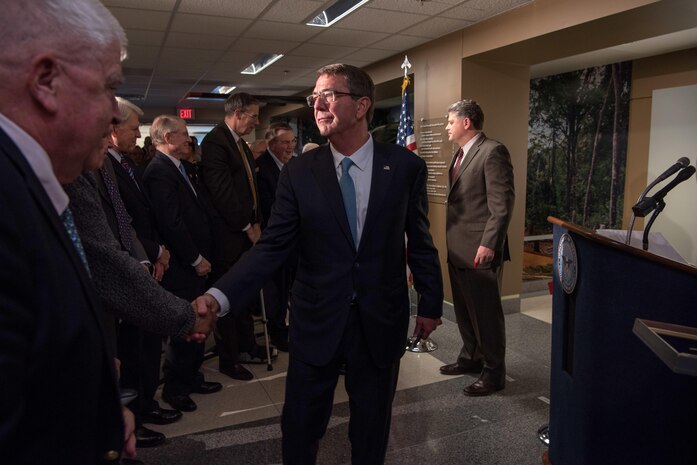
[339,157,358,248]
[61,206,91,275]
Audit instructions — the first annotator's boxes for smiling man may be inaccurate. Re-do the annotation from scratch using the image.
[198,63,444,465]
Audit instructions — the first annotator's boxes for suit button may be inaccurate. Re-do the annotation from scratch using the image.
[103,450,120,461]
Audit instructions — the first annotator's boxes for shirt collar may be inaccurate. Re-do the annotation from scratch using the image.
[267,149,285,171]
[330,135,373,171]
[0,112,68,215]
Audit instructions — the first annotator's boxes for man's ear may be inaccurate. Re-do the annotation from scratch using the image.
[28,55,61,114]
[355,97,371,120]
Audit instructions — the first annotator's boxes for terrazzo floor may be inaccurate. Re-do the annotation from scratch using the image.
[137,293,553,465]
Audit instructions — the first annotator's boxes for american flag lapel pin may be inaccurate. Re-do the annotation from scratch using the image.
[383,165,390,171]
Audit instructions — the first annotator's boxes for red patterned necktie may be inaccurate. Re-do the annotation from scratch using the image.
[451,148,464,184]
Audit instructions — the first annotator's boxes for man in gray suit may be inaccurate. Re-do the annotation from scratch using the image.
[440,99,515,397]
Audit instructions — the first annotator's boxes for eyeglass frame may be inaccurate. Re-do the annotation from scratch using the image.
[237,110,260,121]
[306,90,363,108]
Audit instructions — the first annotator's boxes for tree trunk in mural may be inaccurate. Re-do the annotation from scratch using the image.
[583,72,612,225]
[609,63,621,227]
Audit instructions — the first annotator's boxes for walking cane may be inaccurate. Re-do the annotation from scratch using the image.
[259,289,273,371]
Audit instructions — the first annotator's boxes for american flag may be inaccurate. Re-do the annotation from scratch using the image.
[396,77,418,154]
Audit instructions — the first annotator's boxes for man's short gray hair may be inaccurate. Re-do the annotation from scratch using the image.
[447,99,484,130]
[115,97,144,125]
[0,0,127,73]
[150,115,184,147]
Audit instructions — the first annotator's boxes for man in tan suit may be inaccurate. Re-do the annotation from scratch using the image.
[440,99,514,396]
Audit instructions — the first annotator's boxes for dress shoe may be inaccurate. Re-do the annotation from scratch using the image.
[220,363,254,381]
[161,392,197,412]
[141,407,182,425]
[135,426,165,448]
[193,380,223,394]
[439,362,483,375]
[463,370,506,397]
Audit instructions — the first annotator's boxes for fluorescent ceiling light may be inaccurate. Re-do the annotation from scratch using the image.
[212,85,236,94]
[241,54,284,75]
[306,0,369,28]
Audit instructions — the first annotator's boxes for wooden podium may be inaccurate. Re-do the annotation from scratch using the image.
[547,217,697,465]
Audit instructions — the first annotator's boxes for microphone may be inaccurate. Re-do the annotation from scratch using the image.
[626,157,691,244]
[632,165,696,217]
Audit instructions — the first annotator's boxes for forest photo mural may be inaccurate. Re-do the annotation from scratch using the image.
[526,62,632,235]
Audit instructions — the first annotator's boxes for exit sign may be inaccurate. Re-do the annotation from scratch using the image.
[178,108,195,120]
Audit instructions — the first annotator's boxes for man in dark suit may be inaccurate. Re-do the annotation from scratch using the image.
[143,115,222,413]
[106,98,183,446]
[440,99,515,397]
[0,0,134,461]
[256,122,298,351]
[198,64,443,465]
[199,92,271,380]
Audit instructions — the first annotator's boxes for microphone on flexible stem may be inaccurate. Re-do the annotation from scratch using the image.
[635,165,696,251]
[625,157,691,245]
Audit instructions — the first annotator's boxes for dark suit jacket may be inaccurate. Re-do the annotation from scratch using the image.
[143,151,214,300]
[108,150,161,262]
[0,128,123,463]
[447,133,515,269]
[200,123,261,273]
[214,142,443,368]
[256,149,282,230]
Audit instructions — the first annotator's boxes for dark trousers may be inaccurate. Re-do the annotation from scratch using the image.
[214,311,256,369]
[262,265,292,341]
[118,322,163,422]
[281,305,400,465]
[448,262,506,375]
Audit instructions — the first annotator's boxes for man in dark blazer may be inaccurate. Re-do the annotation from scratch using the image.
[199,92,270,380]
[256,122,298,351]
[199,64,443,465]
[143,115,222,413]
[0,0,133,461]
[440,99,515,397]
[106,98,182,445]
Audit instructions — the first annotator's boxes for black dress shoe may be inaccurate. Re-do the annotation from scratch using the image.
[135,426,165,448]
[141,407,182,425]
[463,378,505,397]
[220,363,254,381]
[193,380,223,394]
[162,392,197,412]
[439,362,483,375]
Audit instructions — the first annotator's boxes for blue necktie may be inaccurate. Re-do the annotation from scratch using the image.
[61,206,91,275]
[178,162,196,196]
[339,157,357,248]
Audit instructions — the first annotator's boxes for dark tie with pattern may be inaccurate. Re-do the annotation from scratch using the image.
[451,148,464,184]
[99,167,134,253]
[178,162,197,196]
[339,157,358,248]
[119,156,138,185]
[61,206,91,274]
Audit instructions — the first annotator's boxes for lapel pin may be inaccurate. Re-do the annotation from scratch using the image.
[383,165,390,170]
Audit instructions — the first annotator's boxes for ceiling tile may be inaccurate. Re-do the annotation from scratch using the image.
[122,45,161,68]
[233,38,302,55]
[103,0,176,10]
[108,7,172,31]
[309,28,390,48]
[262,0,324,22]
[244,21,323,42]
[406,16,473,39]
[330,8,426,33]
[341,48,398,63]
[158,47,223,64]
[170,13,252,36]
[367,0,453,15]
[124,29,166,46]
[369,34,429,51]
[290,43,358,59]
[178,0,274,18]
[276,54,336,70]
[164,32,236,51]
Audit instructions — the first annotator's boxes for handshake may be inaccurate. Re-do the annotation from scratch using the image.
[183,293,222,342]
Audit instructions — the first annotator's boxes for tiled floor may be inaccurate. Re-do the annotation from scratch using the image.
[139,292,553,465]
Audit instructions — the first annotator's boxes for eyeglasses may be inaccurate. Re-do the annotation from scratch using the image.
[240,111,259,121]
[278,138,298,145]
[306,90,362,107]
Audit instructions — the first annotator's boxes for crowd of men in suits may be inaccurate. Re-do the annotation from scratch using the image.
[0,1,515,464]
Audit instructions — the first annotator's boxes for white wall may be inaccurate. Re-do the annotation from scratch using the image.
[647,84,697,264]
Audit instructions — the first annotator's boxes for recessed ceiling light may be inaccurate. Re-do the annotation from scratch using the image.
[212,85,236,94]
[241,54,284,75]
[306,0,369,28]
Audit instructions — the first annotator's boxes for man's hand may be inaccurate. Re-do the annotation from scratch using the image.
[158,246,170,270]
[152,262,165,282]
[473,245,495,268]
[246,223,261,245]
[194,257,211,277]
[193,293,221,316]
[413,316,442,340]
[183,298,218,342]
[122,406,137,459]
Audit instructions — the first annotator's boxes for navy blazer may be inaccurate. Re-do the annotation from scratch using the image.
[143,151,214,300]
[256,149,282,230]
[215,142,443,368]
[0,128,123,462]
